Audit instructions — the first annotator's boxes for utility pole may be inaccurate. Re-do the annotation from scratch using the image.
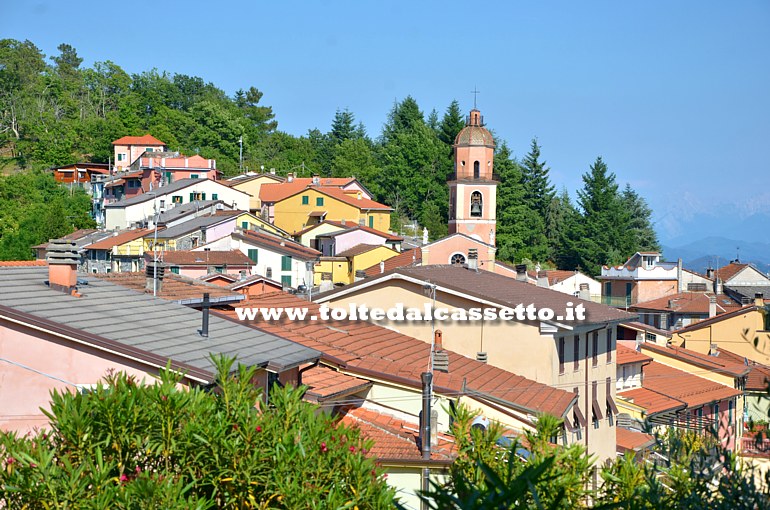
[239,135,243,173]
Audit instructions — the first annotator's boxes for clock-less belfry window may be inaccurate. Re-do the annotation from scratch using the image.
[470,191,482,217]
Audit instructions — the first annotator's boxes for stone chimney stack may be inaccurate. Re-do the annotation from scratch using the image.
[467,248,478,271]
[537,271,549,288]
[433,330,449,373]
[579,283,591,301]
[145,260,166,294]
[755,293,765,307]
[46,239,80,294]
[515,264,528,282]
[708,296,717,318]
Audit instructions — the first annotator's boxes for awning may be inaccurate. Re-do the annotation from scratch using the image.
[308,211,327,217]
[573,405,587,427]
[592,398,604,421]
[607,394,619,415]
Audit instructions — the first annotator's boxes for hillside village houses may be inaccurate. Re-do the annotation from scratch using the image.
[17,112,770,502]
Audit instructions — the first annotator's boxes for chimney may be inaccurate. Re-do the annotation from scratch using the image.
[354,269,366,282]
[270,168,276,175]
[46,239,80,293]
[515,264,528,282]
[311,174,320,185]
[537,271,549,288]
[706,267,715,280]
[433,330,449,372]
[199,292,210,337]
[579,283,591,301]
[467,248,478,271]
[677,258,684,293]
[379,260,385,274]
[476,351,488,363]
[357,191,362,200]
[145,260,166,293]
[714,277,723,295]
[287,172,294,183]
[755,293,765,307]
[420,372,432,460]
[708,296,717,318]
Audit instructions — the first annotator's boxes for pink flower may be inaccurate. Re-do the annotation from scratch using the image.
[119,474,128,482]
[135,466,142,474]
[320,442,328,453]
[30,463,37,468]
[161,395,168,401]
[6,457,15,465]
[349,446,356,453]
[256,426,262,433]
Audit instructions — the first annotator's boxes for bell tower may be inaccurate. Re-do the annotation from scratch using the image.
[448,108,497,245]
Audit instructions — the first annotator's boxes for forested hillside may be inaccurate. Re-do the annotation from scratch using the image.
[0,39,658,271]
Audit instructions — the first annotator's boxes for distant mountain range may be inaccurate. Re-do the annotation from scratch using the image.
[662,236,770,275]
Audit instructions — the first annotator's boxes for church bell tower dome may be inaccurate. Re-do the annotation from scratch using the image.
[454,109,495,148]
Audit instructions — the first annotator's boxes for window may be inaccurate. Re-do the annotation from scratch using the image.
[170,267,180,274]
[470,191,482,217]
[316,197,324,207]
[369,215,374,228]
[247,249,258,263]
[212,193,218,200]
[713,403,719,424]
[281,275,292,288]
[592,332,598,366]
[573,335,580,371]
[214,266,224,274]
[473,161,480,179]
[145,147,153,153]
[729,400,734,424]
[241,221,249,229]
[606,328,612,362]
[117,153,124,162]
[645,332,656,343]
[558,338,565,374]
[189,192,206,201]
[281,255,292,271]
[622,365,628,387]
[165,171,172,183]
[172,195,182,204]
[190,174,199,179]
[302,195,309,205]
[604,281,611,297]
[266,267,272,278]
[697,407,703,431]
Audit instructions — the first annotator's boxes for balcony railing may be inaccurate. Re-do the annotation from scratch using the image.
[448,172,501,182]
[740,436,770,456]
[601,295,633,308]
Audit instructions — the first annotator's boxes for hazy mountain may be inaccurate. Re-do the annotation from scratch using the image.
[662,236,770,274]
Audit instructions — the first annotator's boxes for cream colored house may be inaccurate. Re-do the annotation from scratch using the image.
[225,172,284,213]
[314,264,634,462]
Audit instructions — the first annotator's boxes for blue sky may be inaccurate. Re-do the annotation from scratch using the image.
[3,1,769,244]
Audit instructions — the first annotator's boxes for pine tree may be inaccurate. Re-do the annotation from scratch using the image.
[521,138,555,218]
[547,188,582,270]
[329,108,357,145]
[493,142,531,263]
[437,100,465,146]
[621,184,660,253]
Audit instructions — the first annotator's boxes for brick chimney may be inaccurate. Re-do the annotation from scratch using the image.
[755,293,764,307]
[433,329,449,372]
[46,239,80,294]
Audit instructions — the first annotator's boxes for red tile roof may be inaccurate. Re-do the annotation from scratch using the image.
[86,229,154,250]
[618,387,685,416]
[642,361,742,408]
[215,292,577,418]
[93,272,242,301]
[316,187,392,211]
[0,260,47,267]
[672,305,759,334]
[640,342,750,378]
[302,365,372,402]
[616,345,653,366]
[715,262,749,282]
[112,134,166,146]
[148,250,254,267]
[632,292,739,314]
[227,274,283,291]
[338,406,456,463]
[616,427,655,453]
[235,230,320,260]
[335,244,387,258]
[259,178,355,203]
[364,248,422,277]
[716,349,770,392]
[620,321,671,338]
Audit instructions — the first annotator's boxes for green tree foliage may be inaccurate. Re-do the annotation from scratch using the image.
[493,143,530,262]
[0,170,95,260]
[0,358,395,508]
[621,184,660,253]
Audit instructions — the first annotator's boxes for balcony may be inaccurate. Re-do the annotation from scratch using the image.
[740,435,770,457]
[601,295,634,308]
[448,172,501,182]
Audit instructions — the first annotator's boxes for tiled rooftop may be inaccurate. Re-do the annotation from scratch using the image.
[617,387,685,416]
[642,361,742,408]
[616,427,655,453]
[301,365,372,402]
[93,272,243,303]
[363,248,421,277]
[640,342,750,378]
[616,345,653,366]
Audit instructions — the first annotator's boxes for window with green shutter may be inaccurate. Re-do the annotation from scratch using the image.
[316,197,324,206]
[170,267,180,274]
[190,174,199,179]
[281,255,292,271]
[247,249,258,262]
[241,221,249,229]
[369,215,374,228]
[302,195,309,205]
[281,275,292,288]
[212,193,218,200]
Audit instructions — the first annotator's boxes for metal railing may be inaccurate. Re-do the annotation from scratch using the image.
[601,295,633,307]
[447,172,501,182]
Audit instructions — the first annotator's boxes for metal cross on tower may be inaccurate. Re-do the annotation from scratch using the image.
[471,86,480,109]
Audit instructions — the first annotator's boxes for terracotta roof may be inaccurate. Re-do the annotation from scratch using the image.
[225,173,285,186]
[618,387,685,416]
[338,406,456,463]
[334,244,387,258]
[642,361,742,408]
[200,273,238,283]
[619,321,671,338]
[363,248,421,277]
[235,230,320,260]
[92,271,243,302]
[716,349,770,392]
[616,427,655,453]
[112,134,166,146]
[215,292,577,418]
[616,345,653,366]
[259,178,356,203]
[292,220,347,237]
[315,187,392,211]
[148,250,254,267]
[317,222,403,242]
[715,262,749,282]
[227,274,283,291]
[672,305,759,334]
[86,229,154,250]
[0,260,47,267]
[640,342,750,378]
[320,265,634,326]
[302,365,372,402]
[538,270,581,286]
[631,292,739,314]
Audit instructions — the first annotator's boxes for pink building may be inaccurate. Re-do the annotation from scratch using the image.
[112,134,167,172]
[139,153,219,183]
[0,245,318,434]
[149,250,255,279]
